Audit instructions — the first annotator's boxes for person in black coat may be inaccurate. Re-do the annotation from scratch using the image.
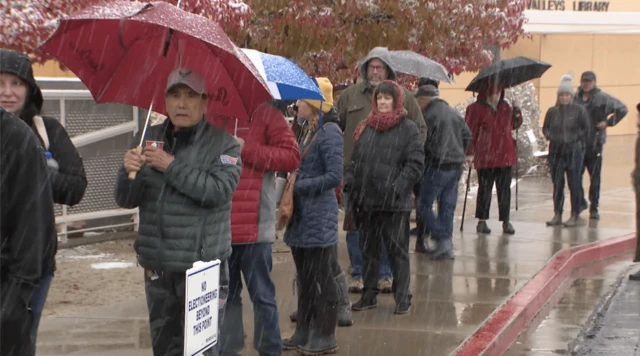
[543,75,591,227]
[414,85,472,259]
[0,108,56,356]
[344,80,425,315]
[0,49,87,355]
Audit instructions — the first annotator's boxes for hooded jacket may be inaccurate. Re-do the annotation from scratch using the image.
[0,108,56,309]
[344,82,425,212]
[0,49,87,207]
[575,86,628,148]
[337,47,427,168]
[208,102,300,245]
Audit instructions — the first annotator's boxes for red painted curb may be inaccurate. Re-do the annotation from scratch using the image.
[455,233,636,356]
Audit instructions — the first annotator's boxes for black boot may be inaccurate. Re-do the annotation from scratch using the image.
[290,275,301,322]
[334,272,353,327]
[298,302,339,355]
[476,221,491,234]
[284,278,309,350]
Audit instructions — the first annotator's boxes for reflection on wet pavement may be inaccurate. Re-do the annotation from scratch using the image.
[505,255,634,356]
[37,137,635,355]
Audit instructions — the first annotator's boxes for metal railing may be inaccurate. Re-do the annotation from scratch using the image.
[40,87,140,243]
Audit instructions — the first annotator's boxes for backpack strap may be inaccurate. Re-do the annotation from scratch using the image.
[33,116,50,151]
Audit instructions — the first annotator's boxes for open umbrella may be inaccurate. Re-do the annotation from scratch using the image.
[465,57,551,92]
[240,49,325,101]
[39,1,271,120]
[389,50,453,84]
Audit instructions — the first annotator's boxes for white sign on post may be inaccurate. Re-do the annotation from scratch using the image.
[184,260,220,356]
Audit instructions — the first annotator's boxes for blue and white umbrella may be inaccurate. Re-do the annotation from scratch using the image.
[240,48,325,101]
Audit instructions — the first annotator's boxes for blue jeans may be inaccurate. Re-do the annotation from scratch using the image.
[549,147,584,215]
[30,274,53,356]
[419,168,463,241]
[219,244,281,356]
[344,192,392,280]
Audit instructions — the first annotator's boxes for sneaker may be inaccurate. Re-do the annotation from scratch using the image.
[352,297,377,311]
[590,210,600,220]
[476,221,491,234]
[348,278,363,294]
[394,302,411,315]
[377,278,393,294]
[502,222,515,234]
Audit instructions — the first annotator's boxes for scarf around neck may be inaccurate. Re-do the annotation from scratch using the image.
[353,80,408,141]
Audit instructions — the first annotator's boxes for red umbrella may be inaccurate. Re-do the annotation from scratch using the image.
[39,1,270,120]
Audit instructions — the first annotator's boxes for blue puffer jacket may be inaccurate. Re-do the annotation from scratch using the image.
[284,117,343,248]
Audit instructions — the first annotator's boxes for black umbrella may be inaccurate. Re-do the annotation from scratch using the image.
[465,56,551,92]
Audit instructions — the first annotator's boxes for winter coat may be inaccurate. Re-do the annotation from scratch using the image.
[208,102,300,245]
[542,103,590,155]
[575,86,628,148]
[0,108,56,307]
[284,114,343,248]
[28,116,87,206]
[336,48,427,168]
[465,93,522,169]
[423,98,472,169]
[115,119,242,272]
[345,117,425,212]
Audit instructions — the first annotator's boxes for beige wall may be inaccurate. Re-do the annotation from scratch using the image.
[32,61,77,78]
[440,33,640,136]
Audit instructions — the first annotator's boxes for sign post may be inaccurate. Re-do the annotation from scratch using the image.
[184,260,220,356]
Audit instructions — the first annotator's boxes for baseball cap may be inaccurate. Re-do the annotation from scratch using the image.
[415,85,439,98]
[580,71,596,82]
[165,68,207,95]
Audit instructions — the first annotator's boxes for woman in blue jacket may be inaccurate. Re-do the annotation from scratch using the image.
[283,78,344,355]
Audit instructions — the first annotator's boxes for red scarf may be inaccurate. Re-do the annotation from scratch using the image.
[353,80,408,141]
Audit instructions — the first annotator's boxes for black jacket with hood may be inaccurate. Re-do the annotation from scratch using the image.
[0,108,56,312]
[1,49,87,278]
[574,86,628,148]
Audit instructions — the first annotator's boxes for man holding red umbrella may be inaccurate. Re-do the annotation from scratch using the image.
[115,68,242,356]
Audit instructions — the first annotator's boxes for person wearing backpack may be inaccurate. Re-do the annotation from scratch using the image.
[0,49,87,355]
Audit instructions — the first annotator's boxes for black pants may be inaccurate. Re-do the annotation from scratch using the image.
[476,167,513,222]
[359,211,411,303]
[1,287,33,356]
[291,246,338,334]
[144,263,229,356]
[580,146,603,212]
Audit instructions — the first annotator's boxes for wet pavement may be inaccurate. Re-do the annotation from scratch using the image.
[37,137,636,355]
[505,254,635,355]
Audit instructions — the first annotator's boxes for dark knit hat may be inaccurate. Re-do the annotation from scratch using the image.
[415,85,439,98]
[0,49,43,112]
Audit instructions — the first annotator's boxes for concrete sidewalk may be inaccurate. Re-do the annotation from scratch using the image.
[37,221,633,356]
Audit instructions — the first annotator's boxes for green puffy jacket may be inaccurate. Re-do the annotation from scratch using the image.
[115,119,242,272]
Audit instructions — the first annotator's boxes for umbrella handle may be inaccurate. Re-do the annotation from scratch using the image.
[128,146,142,180]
